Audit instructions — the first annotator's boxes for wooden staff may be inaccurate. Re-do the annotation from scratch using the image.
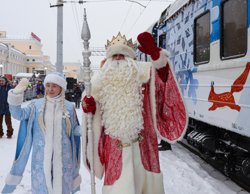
[81,8,96,194]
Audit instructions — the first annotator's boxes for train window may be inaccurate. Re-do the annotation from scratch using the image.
[221,0,247,59]
[194,11,210,65]
[159,33,166,49]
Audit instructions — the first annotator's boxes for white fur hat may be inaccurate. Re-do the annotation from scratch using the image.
[44,72,67,90]
[105,32,137,59]
[106,44,136,59]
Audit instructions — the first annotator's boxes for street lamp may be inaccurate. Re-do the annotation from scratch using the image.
[44,67,47,75]
[0,64,3,75]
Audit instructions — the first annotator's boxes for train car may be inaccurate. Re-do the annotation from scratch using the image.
[138,0,250,190]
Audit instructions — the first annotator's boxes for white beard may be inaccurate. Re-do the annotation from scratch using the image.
[96,58,144,141]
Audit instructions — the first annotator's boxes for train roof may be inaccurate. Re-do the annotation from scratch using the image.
[158,0,190,24]
[168,0,190,18]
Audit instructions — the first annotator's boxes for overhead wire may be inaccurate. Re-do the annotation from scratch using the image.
[126,0,174,34]
[51,0,174,58]
[64,0,174,3]
[120,3,133,32]
[71,3,81,37]
[127,0,152,34]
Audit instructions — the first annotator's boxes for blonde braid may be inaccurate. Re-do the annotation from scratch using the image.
[38,97,47,134]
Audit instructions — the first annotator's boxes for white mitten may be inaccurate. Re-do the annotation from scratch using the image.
[13,78,29,94]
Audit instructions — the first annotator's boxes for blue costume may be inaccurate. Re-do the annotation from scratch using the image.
[2,73,81,194]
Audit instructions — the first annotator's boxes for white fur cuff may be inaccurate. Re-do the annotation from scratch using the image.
[5,174,22,185]
[152,50,170,69]
[72,175,82,190]
[7,90,24,106]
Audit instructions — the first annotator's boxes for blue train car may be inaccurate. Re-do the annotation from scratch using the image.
[138,0,250,190]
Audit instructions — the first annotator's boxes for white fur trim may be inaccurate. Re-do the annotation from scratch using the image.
[44,73,67,90]
[5,174,22,185]
[72,175,82,190]
[43,97,63,193]
[152,50,170,69]
[102,142,165,194]
[7,90,24,106]
[82,99,104,179]
[106,44,136,59]
[53,104,63,194]
[88,103,104,179]
[91,72,103,101]
[44,100,55,193]
[136,61,151,84]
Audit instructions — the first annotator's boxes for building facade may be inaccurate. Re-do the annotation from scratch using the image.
[0,31,54,79]
[0,42,26,78]
[63,62,83,81]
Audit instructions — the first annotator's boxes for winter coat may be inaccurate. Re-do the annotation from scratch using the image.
[73,87,82,100]
[36,82,45,95]
[0,84,12,115]
[2,94,81,194]
[82,50,188,194]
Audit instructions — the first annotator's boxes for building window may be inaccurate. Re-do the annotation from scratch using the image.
[194,11,210,65]
[29,45,32,49]
[26,67,29,73]
[32,59,35,62]
[27,59,29,62]
[221,0,247,59]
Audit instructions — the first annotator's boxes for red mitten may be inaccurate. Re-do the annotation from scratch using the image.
[82,96,96,114]
[137,32,161,60]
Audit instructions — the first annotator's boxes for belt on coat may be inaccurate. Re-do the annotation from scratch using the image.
[117,134,143,150]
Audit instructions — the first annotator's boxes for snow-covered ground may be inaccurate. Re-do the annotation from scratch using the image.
[0,108,249,194]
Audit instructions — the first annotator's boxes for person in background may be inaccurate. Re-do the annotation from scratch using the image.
[73,84,82,109]
[81,32,188,194]
[80,82,85,92]
[12,79,19,88]
[2,72,81,194]
[36,79,45,98]
[0,76,14,138]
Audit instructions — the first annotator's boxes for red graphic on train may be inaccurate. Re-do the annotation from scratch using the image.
[208,62,250,111]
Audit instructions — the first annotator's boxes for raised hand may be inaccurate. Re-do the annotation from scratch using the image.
[13,78,29,94]
[137,32,161,60]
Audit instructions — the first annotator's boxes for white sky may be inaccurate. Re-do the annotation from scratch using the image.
[0,0,174,66]
[0,107,249,194]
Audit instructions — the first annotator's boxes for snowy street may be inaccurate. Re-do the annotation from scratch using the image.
[0,108,249,194]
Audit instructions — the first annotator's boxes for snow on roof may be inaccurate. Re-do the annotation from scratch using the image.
[166,0,190,20]
[0,42,7,48]
[15,73,39,78]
